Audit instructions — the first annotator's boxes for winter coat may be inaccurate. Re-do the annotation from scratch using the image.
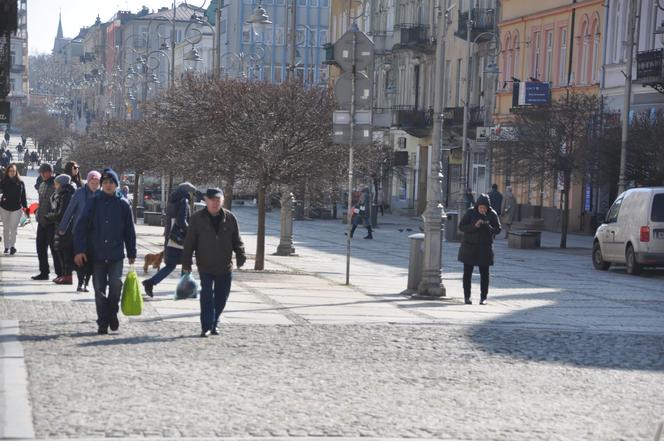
[182,208,246,276]
[46,184,76,250]
[58,184,99,235]
[488,189,503,214]
[36,177,55,226]
[457,194,501,267]
[0,178,27,212]
[163,183,195,266]
[74,191,137,264]
[501,191,517,225]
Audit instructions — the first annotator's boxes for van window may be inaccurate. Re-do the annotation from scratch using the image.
[606,196,623,223]
[652,194,664,222]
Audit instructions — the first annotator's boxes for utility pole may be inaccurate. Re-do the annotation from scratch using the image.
[416,0,450,299]
[458,9,473,217]
[618,0,638,194]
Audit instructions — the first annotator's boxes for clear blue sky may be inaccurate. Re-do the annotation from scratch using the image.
[28,1,208,55]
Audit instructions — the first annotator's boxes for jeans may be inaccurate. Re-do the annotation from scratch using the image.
[150,263,177,285]
[199,272,232,332]
[93,260,124,327]
[463,264,490,300]
[36,223,62,276]
[149,247,182,285]
[0,207,22,248]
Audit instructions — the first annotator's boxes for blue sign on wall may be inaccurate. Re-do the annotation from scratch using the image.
[524,82,550,105]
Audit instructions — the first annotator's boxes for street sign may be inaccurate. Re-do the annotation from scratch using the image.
[332,124,372,145]
[334,72,372,110]
[523,82,550,105]
[333,28,374,72]
[0,102,9,125]
[333,110,371,125]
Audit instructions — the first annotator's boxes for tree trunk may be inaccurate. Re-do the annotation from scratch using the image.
[132,171,142,224]
[560,172,571,249]
[254,185,266,270]
[223,174,235,211]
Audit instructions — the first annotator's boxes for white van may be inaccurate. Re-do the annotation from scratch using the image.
[593,187,664,275]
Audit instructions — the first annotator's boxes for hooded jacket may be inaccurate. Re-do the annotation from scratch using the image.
[74,190,137,263]
[59,184,100,235]
[45,183,76,225]
[457,194,501,267]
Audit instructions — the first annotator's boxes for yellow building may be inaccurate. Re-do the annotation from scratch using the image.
[494,0,605,232]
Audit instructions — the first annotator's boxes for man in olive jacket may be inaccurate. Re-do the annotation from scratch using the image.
[182,187,246,337]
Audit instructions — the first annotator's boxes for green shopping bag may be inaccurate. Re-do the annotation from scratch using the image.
[121,266,143,316]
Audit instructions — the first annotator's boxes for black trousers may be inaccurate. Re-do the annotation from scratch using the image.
[463,264,489,300]
[36,223,62,277]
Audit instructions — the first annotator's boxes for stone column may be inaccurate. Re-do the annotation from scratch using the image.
[275,191,296,256]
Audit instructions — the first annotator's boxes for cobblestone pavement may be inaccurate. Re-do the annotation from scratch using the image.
[13,313,663,440]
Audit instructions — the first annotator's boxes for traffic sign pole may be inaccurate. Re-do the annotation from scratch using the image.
[345,29,357,286]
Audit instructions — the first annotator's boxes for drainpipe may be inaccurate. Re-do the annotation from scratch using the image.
[567,1,576,86]
[600,0,610,90]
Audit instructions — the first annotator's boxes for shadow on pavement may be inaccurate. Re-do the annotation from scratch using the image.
[77,334,194,347]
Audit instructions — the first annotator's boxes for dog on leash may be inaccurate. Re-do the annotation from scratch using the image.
[143,251,164,274]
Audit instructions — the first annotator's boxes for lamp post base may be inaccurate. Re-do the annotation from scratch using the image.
[274,244,296,256]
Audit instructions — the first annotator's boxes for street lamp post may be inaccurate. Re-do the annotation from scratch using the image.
[415,0,452,299]
[618,0,638,194]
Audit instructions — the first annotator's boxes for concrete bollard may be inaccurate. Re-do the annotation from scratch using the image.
[406,233,425,292]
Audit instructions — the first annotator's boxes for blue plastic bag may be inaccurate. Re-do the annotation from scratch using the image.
[175,272,199,300]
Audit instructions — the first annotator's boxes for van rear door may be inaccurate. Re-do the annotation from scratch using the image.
[649,192,664,253]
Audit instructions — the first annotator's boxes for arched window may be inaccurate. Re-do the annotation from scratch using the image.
[590,16,600,83]
[513,32,520,82]
[502,32,512,88]
[579,19,589,84]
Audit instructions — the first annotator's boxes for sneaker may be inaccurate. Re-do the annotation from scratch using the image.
[142,280,154,298]
[55,275,73,285]
[97,326,108,335]
[464,298,472,305]
[83,285,90,292]
[211,326,220,336]
[31,273,49,281]
[479,298,487,305]
[9,247,16,255]
[76,287,85,292]
[109,316,119,331]
[200,330,211,338]
[3,248,8,254]
[363,235,373,239]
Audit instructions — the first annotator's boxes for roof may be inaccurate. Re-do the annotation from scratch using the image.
[140,3,206,22]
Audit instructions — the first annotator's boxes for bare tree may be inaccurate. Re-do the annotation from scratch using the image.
[492,91,601,248]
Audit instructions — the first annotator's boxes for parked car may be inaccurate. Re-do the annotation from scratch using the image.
[593,187,664,275]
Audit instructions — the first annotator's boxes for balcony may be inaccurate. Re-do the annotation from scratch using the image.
[442,106,485,127]
[393,105,433,137]
[636,49,664,93]
[392,24,434,53]
[455,8,496,42]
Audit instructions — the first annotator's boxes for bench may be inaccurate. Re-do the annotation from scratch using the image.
[508,230,542,249]
[143,211,164,227]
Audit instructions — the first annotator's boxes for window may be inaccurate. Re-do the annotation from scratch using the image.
[10,51,15,65]
[606,197,623,223]
[296,29,306,45]
[532,31,541,80]
[319,29,328,46]
[545,30,553,82]
[176,29,183,43]
[591,20,600,83]
[320,0,329,7]
[298,0,307,5]
[513,35,520,81]
[220,19,227,34]
[652,194,664,222]
[275,26,285,45]
[310,0,318,6]
[10,79,15,91]
[277,0,285,5]
[455,58,462,106]
[242,24,251,43]
[614,1,623,62]
[580,22,589,84]
[559,28,567,85]
[264,25,274,44]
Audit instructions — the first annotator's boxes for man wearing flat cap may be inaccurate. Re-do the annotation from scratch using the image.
[182,187,246,337]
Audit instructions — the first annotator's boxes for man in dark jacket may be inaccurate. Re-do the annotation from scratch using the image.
[457,194,501,305]
[32,163,62,280]
[487,184,503,215]
[74,168,136,335]
[182,187,246,338]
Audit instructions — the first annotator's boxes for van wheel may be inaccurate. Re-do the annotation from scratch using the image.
[592,242,610,270]
[625,245,642,275]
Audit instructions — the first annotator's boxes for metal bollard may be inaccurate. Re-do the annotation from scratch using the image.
[406,233,425,292]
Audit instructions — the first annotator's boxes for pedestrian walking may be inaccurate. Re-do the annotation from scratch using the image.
[349,186,373,239]
[500,186,517,239]
[59,170,101,292]
[458,194,501,305]
[182,188,246,338]
[74,168,136,335]
[46,174,76,284]
[142,182,197,298]
[0,163,28,255]
[64,161,83,188]
[488,184,503,215]
[3,131,9,143]
[377,187,385,216]
[32,163,62,280]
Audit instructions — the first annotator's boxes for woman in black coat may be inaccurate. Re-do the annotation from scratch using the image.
[45,174,76,285]
[458,193,501,305]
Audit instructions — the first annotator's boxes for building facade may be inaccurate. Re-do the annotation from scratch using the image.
[494,0,605,232]
[7,0,28,129]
